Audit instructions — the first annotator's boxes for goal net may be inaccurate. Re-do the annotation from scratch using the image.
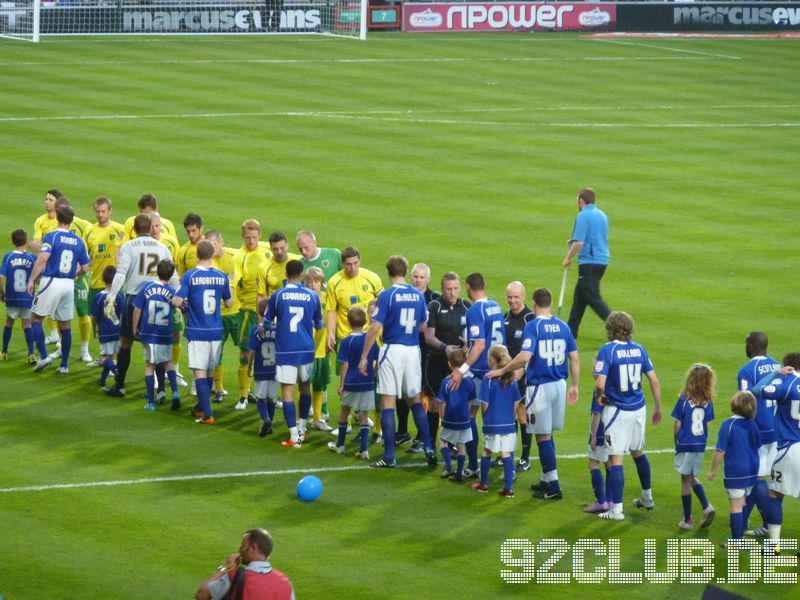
[1,0,366,40]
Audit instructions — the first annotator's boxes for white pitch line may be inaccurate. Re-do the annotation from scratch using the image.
[592,38,742,60]
[0,446,700,494]
[1,103,798,124]
[0,55,729,67]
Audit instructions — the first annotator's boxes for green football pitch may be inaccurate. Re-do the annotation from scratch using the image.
[1,32,799,599]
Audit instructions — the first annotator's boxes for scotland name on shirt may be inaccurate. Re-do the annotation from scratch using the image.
[0,250,35,308]
[671,394,715,453]
[248,324,277,382]
[754,372,800,446]
[177,267,231,342]
[41,230,89,279]
[91,290,122,343]
[134,281,175,346]
[466,298,505,378]
[594,340,654,411]
[337,332,379,392]
[266,282,323,366]
[437,375,476,431]
[521,316,577,385]
[373,283,428,346]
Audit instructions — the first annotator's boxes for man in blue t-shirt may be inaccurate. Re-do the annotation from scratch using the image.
[0,229,36,362]
[448,272,505,478]
[488,287,579,500]
[593,311,662,521]
[562,187,611,339]
[173,240,232,425]
[360,255,435,469]
[266,259,323,448]
[27,205,90,374]
[737,331,780,537]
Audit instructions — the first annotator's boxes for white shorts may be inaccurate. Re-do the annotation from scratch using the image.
[727,487,753,500]
[376,344,422,398]
[254,379,279,401]
[674,452,704,476]
[602,406,646,456]
[587,443,609,463]
[525,380,566,435]
[276,363,313,385]
[483,432,516,454]
[770,443,800,498]
[32,277,74,322]
[440,427,473,445]
[187,340,222,371]
[99,340,119,357]
[341,390,375,412]
[143,343,172,365]
[6,306,31,320]
[759,442,778,478]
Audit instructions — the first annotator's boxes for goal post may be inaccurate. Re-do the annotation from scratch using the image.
[0,0,40,42]
[1,0,367,40]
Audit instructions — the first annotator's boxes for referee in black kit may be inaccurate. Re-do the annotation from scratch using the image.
[503,281,535,473]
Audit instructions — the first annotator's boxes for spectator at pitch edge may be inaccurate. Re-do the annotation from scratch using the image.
[399,262,441,453]
[196,528,294,600]
[562,187,611,339]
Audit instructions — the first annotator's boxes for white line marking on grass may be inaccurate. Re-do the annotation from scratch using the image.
[0,446,701,494]
[1,55,731,67]
[592,38,742,60]
[1,104,797,124]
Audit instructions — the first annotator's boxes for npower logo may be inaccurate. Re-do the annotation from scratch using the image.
[578,7,611,27]
[409,8,443,28]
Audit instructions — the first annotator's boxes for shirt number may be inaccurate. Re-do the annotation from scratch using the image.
[203,290,216,315]
[13,270,27,292]
[538,339,566,366]
[400,308,416,335]
[490,320,503,345]
[58,250,74,274]
[261,342,276,366]
[138,253,159,276]
[690,407,705,437]
[618,363,642,392]
[147,300,171,327]
[289,306,304,332]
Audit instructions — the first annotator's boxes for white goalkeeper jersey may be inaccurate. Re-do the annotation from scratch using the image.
[112,235,177,296]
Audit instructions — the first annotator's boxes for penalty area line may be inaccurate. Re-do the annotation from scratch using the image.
[0,446,704,494]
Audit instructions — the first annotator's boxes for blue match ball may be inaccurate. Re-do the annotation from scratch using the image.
[297,475,323,502]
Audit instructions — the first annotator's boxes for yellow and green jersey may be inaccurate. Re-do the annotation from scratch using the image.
[175,241,199,276]
[84,220,125,289]
[33,212,58,240]
[257,252,302,300]
[70,216,92,241]
[325,268,383,341]
[159,233,180,257]
[313,294,328,359]
[232,245,271,311]
[213,246,241,316]
[122,214,178,243]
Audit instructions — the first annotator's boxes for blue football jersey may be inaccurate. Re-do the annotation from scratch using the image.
[337,332,378,392]
[479,377,520,435]
[0,250,35,308]
[739,356,780,445]
[671,394,715,453]
[437,375,475,431]
[753,372,800,446]
[266,282,323,366]
[177,267,231,342]
[520,315,577,385]
[134,281,175,346]
[372,283,428,346]
[90,290,122,343]
[589,392,605,447]
[41,230,89,279]
[594,340,654,411]
[715,416,759,489]
[466,298,505,378]
[248,324,277,382]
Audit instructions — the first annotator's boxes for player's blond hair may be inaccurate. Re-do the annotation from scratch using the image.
[683,363,715,407]
[488,344,515,386]
[241,219,261,235]
[303,267,324,284]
